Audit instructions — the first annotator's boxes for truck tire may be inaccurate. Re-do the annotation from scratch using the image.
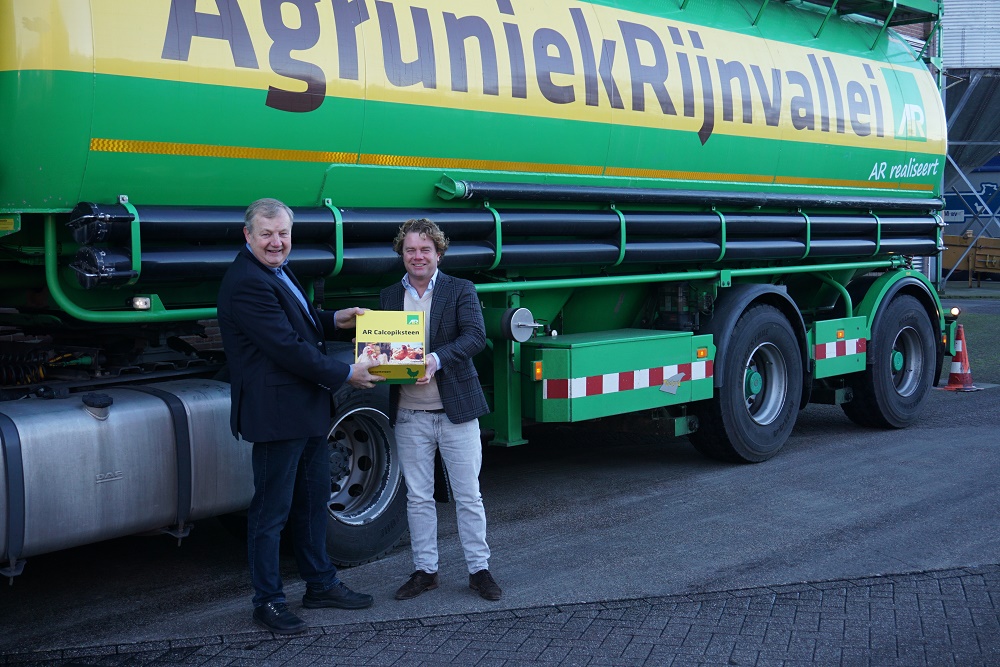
[324,386,407,566]
[842,294,936,429]
[689,304,802,463]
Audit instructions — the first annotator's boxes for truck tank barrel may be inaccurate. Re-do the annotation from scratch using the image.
[0,1,946,212]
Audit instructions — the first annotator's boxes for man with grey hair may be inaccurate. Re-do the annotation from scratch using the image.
[218,198,383,634]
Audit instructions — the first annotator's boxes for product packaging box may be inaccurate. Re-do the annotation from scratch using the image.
[355,310,426,383]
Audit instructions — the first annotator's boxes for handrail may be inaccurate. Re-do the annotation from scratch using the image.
[322,198,345,277]
[610,205,627,267]
[484,203,503,271]
[118,195,142,286]
[474,257,904,293]
[800,210,812,259]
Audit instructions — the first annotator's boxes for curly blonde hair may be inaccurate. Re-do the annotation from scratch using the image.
[392,218,449,256]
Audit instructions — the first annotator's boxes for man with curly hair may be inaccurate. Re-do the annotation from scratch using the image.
[381,218,502,602]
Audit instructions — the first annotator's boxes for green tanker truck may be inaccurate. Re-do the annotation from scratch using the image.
[0,0,951,578]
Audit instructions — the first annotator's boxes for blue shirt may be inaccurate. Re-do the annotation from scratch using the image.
[247,244,315,323]
[402,269,438,300]
[249,244,352,379]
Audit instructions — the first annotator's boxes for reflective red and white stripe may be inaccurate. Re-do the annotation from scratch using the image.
[814,337,867,360]
[543,361,713,399]
[949,337,967,375]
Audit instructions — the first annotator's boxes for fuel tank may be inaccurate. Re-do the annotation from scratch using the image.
[0,380,251,565]
[0,0,945,212]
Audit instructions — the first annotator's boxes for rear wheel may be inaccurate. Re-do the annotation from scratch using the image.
[324,388,407,566]
[842,294,936,428]
[689,304,803,463]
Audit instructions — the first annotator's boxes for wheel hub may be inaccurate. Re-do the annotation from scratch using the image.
[325,407,400,525]
[743,342,788,426]
[890,326,924,396]
[891,349,905,373]
[328,442,353,489]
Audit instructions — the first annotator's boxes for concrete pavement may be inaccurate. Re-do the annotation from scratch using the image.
[4,565,999,666]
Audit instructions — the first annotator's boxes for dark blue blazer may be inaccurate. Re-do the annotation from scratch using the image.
[217,247,352,442]
[380,271,489,425]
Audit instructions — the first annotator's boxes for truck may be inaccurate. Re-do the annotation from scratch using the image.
[0,0,951,579]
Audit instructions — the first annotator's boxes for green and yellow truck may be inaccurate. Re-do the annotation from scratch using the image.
[1,0,951,577]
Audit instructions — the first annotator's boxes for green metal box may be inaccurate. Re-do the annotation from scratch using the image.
[521,329,716,423]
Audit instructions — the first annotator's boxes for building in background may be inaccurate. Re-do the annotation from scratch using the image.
[938,0,1000,237]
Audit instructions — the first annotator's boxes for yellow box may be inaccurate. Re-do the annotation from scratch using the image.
[355,310,426,383]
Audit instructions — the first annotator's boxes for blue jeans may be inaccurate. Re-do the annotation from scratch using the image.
[248,435,337,607]
[394,409,490,574]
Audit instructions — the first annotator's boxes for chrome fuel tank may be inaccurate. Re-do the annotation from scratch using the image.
[0,379,250,565]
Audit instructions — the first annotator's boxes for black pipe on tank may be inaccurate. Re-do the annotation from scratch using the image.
[878,239,940,256]
[336,242,499,275]
[498,241,623,266]
[808,240,878,257]
[69,245,338,287]
[65,201,946,289]
[446,180,944,212]
[339,209,497,241]
[623,213,722,237]
[810,216,877,237]
[725,215,806,236]
[622,241,722,263]
[724,241,808,261]
[879,217,941,235]
[67,204,340,244]
[492,211,622,236]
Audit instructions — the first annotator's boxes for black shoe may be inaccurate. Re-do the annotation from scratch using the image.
[469,569,502,601]
[252,601,307,635]
[394,570,439,600]
[302,580,374,609]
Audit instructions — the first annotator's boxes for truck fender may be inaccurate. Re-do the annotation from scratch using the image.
[850,272,945,383]
[698,284,809,396]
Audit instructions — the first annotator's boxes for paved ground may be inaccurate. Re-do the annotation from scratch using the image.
[5,565,998,666]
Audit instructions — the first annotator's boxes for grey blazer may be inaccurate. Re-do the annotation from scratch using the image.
[380,272,489,425]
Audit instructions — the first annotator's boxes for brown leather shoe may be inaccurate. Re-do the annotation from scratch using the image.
[469,569,502,601]
[394,570,439,600]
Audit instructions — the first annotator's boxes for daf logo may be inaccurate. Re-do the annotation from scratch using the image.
[95,470,123,484]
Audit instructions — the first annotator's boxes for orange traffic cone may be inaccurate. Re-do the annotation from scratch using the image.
[941,324,982,392]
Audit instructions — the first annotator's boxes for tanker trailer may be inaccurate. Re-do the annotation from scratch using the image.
[0,0,950,578]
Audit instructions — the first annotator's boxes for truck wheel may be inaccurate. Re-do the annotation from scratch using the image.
[689,304,802,463]
[842,294,935,429]
[325,388,407,566]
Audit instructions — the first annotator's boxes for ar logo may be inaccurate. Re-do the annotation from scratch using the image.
[406,315,420,325]
[898,103,926,139]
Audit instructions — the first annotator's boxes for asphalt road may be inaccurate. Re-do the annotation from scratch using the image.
[1,293,999,659]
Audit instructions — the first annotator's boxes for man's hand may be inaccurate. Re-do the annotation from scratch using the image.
[348,352,384,390]
[415,353,438,385]
[335,306,365,330]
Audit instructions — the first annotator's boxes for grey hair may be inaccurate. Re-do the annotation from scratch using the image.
[244,198,293,234]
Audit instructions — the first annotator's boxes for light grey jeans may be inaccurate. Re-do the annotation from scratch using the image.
[394,408,490,574]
